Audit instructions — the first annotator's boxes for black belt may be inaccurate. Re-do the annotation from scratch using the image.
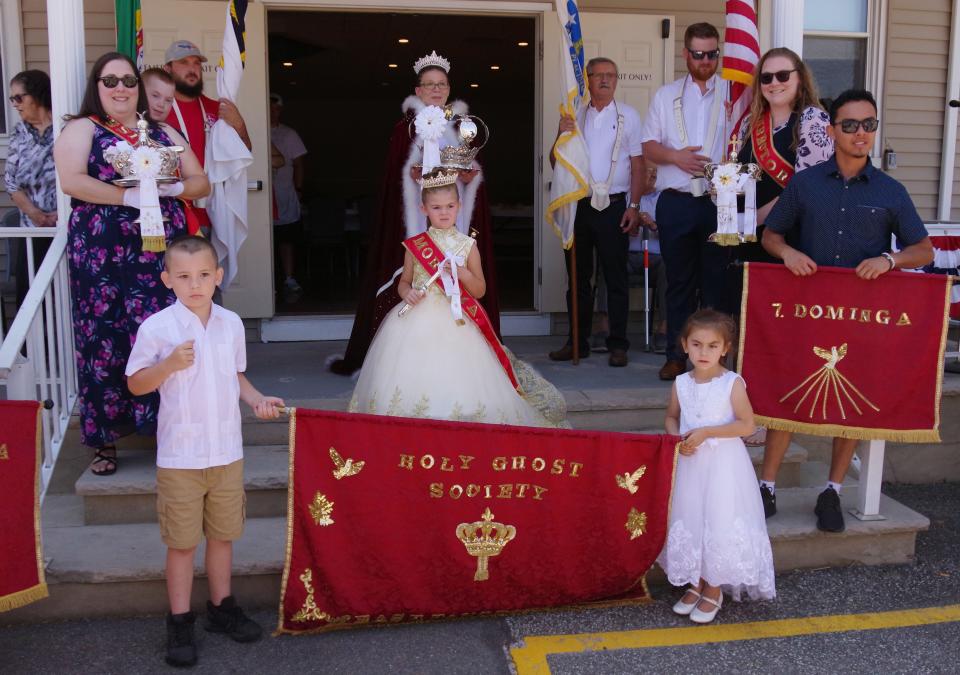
[662,188,708,198]
[580,192,626,203]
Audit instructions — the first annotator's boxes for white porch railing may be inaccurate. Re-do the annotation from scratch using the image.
[0,226,77,500]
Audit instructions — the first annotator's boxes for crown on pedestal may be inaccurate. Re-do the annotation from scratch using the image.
[456,507,516,581]
[110,113,182,185]
[419,167,460,189]
[414,50,451,75]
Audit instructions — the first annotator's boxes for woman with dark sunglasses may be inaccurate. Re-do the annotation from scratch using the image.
[4,70,56,307]
[53,52,210,477]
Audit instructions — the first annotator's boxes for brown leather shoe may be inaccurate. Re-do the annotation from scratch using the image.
[548,344,590,361]
[609,349,628,367]
[658,360,687,381]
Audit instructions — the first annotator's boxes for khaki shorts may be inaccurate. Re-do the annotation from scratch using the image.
[156,459,246,550]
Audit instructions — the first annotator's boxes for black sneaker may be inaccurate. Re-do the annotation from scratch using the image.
[759,485,777,519]
[205,596,262,643]
[166,611,198,668]
[814,487,846,532]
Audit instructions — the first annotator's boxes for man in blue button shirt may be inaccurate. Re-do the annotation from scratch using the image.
[759,89,933,533]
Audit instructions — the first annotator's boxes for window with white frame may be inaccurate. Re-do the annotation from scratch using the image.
[803,0,871,106]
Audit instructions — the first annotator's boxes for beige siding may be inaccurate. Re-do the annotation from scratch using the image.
[883,0,951,221]
[21,0,116,74]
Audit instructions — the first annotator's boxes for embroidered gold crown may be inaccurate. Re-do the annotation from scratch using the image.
[419,167,460,189]
[414,50,451,74]
[455,507,516,581]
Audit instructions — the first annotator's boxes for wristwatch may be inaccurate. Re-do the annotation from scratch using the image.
[627,202,641,210]
[881,252,896,270]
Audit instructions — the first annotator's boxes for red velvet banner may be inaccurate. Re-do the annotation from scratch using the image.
[277,409,678,634]
[0,400,46,612]
[738,263,953,441]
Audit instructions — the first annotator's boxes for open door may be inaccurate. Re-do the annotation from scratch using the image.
[539,12,673,313]
[141,0,273,319]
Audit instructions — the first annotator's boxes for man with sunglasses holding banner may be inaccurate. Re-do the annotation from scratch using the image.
[759,89,933,533]
[641,22,732,381]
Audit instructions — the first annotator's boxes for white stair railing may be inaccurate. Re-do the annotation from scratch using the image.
[0,227,77,500]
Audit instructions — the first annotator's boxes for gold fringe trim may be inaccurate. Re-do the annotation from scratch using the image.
[741,234,758,242]
[141,236,166,253]
[0,583,48,613]
[274,407,299,637]
[712,233,742,247]
[755,414,941,443]
[736,263,750,374]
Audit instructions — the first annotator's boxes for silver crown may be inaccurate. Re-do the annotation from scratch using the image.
[413,50,451,75]
[110,113,183,187]
[439,115,489,170]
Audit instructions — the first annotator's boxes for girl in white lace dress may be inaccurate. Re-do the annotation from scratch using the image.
[659,309,775,623]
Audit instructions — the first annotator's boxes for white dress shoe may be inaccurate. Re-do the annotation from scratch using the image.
[689,593,723,623]
[672,589,701,615]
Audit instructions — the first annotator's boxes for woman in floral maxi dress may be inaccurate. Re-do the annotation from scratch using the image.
[54,52,210,475]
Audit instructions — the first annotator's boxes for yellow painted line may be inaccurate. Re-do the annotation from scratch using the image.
[510,604,960,675]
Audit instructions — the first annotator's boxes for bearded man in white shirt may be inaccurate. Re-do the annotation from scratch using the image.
[548,56,645,368]
[641,22,731,381]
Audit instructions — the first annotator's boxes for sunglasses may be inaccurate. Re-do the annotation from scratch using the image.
[689,49,720,61]
[835,117,880,133]
[98,74,139,89]
[759,69,796,85]
[8,94,25,104]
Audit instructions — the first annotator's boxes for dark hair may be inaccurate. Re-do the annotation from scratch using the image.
[67,52,152,126]
[684,22,720,48]
[10,70,52,110]
[164,234,220,269]
[681,309,737,347]
[828,89,877,123]
[415,66,450,88]
[141,67,174,86]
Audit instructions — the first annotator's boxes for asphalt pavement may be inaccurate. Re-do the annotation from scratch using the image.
[2,482,958,674]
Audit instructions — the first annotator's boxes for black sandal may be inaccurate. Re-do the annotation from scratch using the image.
[91,446,118,476]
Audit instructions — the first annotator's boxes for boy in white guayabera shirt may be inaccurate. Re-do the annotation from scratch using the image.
[126,235,284,668]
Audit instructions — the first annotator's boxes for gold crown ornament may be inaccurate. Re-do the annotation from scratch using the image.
[413,50,451,75]
[419,167,460,189]
[109,113,183,187]
[455,507,516,581]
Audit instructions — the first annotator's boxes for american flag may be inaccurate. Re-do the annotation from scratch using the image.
[721,0,761,136]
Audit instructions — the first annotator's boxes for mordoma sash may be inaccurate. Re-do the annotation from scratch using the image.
[404,231,520,391]
[752,111,794,189]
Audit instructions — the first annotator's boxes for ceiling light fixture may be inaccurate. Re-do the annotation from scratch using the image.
[398,38,409,44]
[470,83,479,88]
[518,41,529,47]
[282,61,293,67]
[388,64,398,68]
[490,65,500,70]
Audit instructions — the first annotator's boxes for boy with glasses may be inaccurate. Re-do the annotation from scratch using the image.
[759,89,933,533]
[641,22,732,382]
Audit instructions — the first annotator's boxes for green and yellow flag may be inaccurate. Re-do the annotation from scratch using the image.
[115,0,143,70]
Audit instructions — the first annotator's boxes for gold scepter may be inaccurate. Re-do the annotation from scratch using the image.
[398,228,478,317]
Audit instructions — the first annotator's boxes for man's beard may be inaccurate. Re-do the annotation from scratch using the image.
[174,76,204,98]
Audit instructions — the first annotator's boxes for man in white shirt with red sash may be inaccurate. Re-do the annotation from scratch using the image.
[548,56,645,368]
[641,23,730,381]
[163,40,251,238]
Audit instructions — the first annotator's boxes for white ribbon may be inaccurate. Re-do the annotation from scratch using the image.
[137,176,165,240]
[422,138,441,175]
[438,251,465,323]
[742,176,758,242]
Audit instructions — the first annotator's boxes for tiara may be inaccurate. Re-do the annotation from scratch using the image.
[414,50,451,75]
[419,167,460,189]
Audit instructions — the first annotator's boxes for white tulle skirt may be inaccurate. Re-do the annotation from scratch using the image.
[349,294,560,427]
[657,437,776,601]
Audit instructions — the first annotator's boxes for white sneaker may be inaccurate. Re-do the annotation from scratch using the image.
[689,593,723,624]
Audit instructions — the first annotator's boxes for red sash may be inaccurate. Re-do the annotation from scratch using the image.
[403,231,520,391]
[90,116,200,235]
[752,111,795,189]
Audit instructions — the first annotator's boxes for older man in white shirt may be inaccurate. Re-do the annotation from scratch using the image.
[548,56,646,367]
[641,22,731,381]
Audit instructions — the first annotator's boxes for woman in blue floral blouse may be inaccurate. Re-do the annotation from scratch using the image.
[54,52,209,475]
[4,70,57,305]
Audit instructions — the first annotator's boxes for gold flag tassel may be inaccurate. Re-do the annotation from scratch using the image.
[141,236,166,253]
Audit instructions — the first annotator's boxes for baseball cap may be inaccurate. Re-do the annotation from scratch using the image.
[164,40,208,64]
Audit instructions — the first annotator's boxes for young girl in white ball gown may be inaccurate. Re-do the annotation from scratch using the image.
[659,309,775,623]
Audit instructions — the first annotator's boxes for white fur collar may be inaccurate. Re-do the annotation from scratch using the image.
[402,95,469,117]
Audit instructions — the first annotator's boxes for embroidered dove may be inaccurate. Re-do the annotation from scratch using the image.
[813,343,847,370]
[615,465,647,494]
[329,447,365,480]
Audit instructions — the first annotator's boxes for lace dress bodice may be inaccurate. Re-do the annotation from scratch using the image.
[412,227,475,295]
[675,370,741,435]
